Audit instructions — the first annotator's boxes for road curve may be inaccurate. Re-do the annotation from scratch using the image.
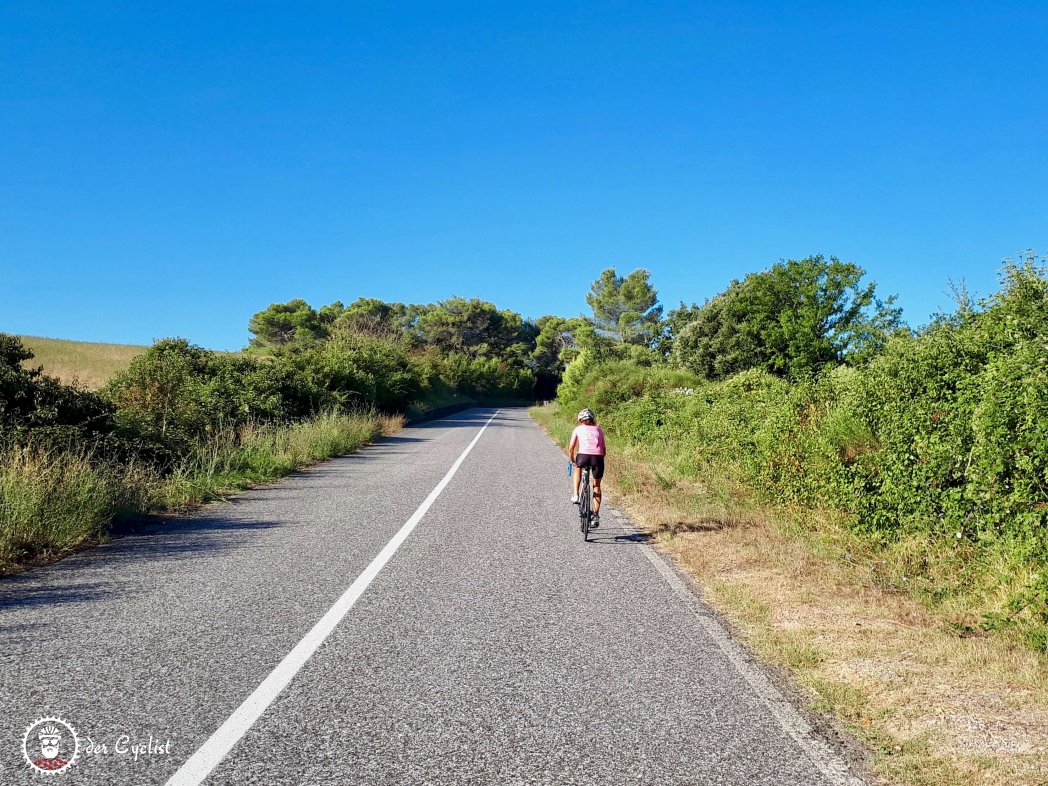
[1,408,866,785]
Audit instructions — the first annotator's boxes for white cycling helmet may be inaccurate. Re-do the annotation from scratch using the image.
[577,408,595,422]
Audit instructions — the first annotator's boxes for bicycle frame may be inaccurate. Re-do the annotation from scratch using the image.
[579,466,592,541]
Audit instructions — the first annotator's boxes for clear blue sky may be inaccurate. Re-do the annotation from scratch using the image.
[2,1,1045,351]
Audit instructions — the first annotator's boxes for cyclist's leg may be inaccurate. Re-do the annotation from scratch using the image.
[592,456,605,513]
[572,463,582,498]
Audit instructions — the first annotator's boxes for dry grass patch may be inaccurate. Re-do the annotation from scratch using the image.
[651,475,1048,785]
[530,405,1048,786]
[17,335,147,389]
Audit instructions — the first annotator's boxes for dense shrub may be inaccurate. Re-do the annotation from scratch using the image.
[435,352,532,399]
[309,334,424,412]
[0,335,172,464]
[104,339,325,453]
[1,335,119,440]
[824,262,1048,561]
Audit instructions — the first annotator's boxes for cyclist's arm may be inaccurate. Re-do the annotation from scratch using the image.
[567,430,578,460]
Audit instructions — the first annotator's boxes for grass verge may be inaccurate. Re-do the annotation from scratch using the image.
[531,403,1048,786]
[0,410,401,573]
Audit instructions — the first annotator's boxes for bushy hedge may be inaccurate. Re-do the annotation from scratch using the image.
[102,339,321,456]
[1,334,117,438]
[557,262,1048,649]
[98,331,532,463]
[4,317,535,476]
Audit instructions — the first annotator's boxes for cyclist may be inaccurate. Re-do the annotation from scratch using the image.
[568,408,606,527]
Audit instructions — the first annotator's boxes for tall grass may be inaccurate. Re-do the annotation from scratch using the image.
[159,411,398,508]
[0,446,156,566]
[0,410,399,572]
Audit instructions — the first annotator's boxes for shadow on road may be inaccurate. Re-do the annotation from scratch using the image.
[0,516,285,612]
[575,520,652,546]
[0,516,285,641]
[586,531,652,546]
[0,579,117,612]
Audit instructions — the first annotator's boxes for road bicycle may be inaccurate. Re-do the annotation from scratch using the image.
[578,466,593,542]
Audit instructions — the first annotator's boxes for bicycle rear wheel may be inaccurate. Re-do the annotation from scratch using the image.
[579,470,591,541]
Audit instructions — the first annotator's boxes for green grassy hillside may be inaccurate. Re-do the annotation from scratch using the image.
[16,335,148,389]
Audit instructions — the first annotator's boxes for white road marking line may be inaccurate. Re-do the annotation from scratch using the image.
[635,539,867,786]
[166,409,501,786]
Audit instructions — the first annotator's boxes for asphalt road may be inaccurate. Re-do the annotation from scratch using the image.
[1,408,866,785]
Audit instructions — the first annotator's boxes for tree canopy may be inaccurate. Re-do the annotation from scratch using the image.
[671,255,902,379]
[247,299,330,353]
[656,301,704,356]
[585,268,663,345]
[415,297,535,361]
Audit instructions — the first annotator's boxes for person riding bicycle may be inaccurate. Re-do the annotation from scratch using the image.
[569,408,606,528]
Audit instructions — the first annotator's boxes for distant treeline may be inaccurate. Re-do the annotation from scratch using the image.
[244,295,568,403]
[550,254,1048,651]
[1,295,560,466]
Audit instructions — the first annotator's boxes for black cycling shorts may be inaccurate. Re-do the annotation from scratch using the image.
[574,453,605,479]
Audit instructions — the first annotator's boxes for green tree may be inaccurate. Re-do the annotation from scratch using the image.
[247,299,329,353]
[656,301,703,356]
[530,316,585,398]
[530,316,583,375]
[585,268,663,345]
[670,293,759,379]
[416,297,534,361]
[333,297,409,340]
[671,255,902,379]
[318,301,347,325]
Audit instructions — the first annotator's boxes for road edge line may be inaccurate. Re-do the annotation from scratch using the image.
[636,542,867,786]
[165,409,501,786]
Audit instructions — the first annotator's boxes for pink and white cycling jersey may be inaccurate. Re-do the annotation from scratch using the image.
[569,424,606,456]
